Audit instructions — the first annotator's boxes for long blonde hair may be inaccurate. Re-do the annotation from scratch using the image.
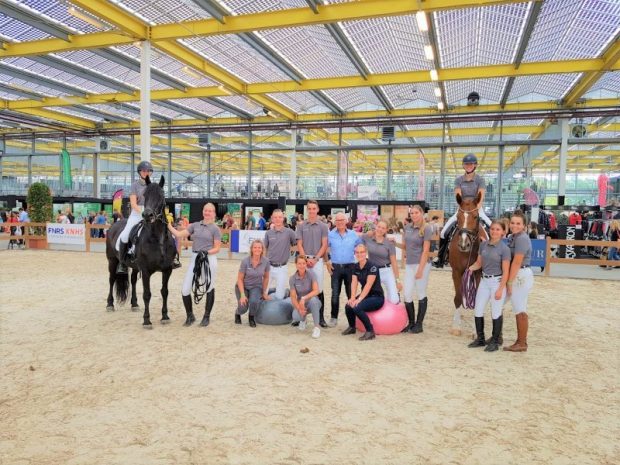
[611,220,620,232]
[410,204,427,237]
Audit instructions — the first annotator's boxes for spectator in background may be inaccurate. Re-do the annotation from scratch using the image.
[56,210,68,224]
[66,209,75,224]
[256,212,266,231]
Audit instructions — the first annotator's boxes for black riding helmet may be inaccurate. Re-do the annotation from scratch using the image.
[462,153,478,173]
[137,161,154,173]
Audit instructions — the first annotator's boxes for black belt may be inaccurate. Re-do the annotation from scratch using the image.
[332,263,354,268]
[270,262,288,267]
[377,264,391,269]
[482,273,502,279]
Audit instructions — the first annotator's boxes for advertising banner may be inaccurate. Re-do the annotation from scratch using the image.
[358,185,379,200]
[46,223,86,245]
[357,204,379,222]
[558,224,583,258]
[230,230,267,253]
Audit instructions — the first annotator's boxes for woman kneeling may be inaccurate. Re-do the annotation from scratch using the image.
[288,255,322,339]
[341,243,385,341]
[235,240,271,327]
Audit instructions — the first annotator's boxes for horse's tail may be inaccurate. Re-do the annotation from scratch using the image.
[115,271,129,304]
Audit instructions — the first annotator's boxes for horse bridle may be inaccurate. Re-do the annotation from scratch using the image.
[456,206,480,251]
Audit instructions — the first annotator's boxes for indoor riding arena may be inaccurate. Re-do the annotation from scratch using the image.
[1,1,619,465]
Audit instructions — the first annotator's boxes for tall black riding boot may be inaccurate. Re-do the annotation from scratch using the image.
[410,297,427,333]
[200,289,214,327]
[182,295,195,326]
[432,237,449,268]
[485,316,503,352]
[318,292,328,328]
[116,242,129,274]
[402,301,415,333]
[468,316,486,347]
[248,314,256,328]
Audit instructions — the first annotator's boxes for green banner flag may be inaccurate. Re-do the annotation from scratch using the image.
[61,149,72,188]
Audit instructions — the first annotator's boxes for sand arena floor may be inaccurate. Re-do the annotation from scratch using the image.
[1,250,618,465]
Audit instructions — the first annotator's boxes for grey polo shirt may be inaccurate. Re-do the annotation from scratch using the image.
[239,256,270,289]
[130,180,147,206]
[296,220,328,257]
[264,227,297,265]
[479,240,511,275]
[455,174,485,199]
[186,222,221,253]
[404,224,433,265]
[362,236,396,267]
[289,270,317,298]
[508,232,532,266]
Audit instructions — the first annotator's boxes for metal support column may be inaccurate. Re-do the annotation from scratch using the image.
[439,145,446,211]
[130,134,135,186]
[167,132,172,198]
[140,40,151,162]
[558,118,569,206]
[386,145,393,200]
[207,143,212,198]
[290,129,297,200]
[0,136,4,190]
[497,144,504,217]
[93,152,100,198]
[28,136,33,187]
[248,130,253,199]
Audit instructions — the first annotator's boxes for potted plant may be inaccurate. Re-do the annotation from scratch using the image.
[26,182,53,249]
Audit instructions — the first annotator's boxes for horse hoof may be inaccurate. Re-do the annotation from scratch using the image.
[106,305,115,312]
[131,306,140,312]
[449,328,462,336]
[143,324,153,330]
[161,319,170,325]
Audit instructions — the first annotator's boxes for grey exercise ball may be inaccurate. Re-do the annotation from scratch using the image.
[256,299,294,325]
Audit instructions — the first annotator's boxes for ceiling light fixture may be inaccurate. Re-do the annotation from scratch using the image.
[182,66,202,80]
[416,11,428,32]
[429,69,439,81]
[424,45,434,60]
[437,102,445,110]
[68,6,105,29]
[434,87,442,97]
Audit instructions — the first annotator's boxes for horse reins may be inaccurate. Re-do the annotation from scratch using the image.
[192,251,212,304]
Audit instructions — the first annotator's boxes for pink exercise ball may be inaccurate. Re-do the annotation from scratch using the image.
[355,301,408,335]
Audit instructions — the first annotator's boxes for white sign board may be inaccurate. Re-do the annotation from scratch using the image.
[46,223,86,245]
[238,230,267,253]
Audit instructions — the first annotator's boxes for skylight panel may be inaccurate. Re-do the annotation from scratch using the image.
[522,0,620,62]
[435,4,528,68]
[256,25,359,78]
[321,87,384,112]
[382,83,438,108]
[47,106,101,122]
[265,92,325,114]
[0,16,52,41]
[0,73,67,97]
[445,78,507,105]
[221,0,308,15]
[586,71,620,96]
[181,35,292,83]
[113,0,210,24]
[20,0,114,33]
[508,73,582,101]
[340,15,428,73]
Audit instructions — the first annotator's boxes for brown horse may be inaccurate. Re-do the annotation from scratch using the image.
[448,192,484,336]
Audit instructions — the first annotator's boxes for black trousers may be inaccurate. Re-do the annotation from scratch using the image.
[345,295,384,332]
[330,263,353,319]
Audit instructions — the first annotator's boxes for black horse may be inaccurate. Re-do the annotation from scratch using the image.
[105,175,177,328]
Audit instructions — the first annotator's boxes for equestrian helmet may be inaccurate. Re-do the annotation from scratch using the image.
[462,153,478,165]
[137,161,154,173]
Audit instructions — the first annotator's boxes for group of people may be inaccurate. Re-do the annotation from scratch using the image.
[114,155,534,350]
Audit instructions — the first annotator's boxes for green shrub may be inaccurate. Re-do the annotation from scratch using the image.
[26,182,53,235]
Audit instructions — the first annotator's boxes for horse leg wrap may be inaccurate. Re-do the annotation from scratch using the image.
[200,289,214,327]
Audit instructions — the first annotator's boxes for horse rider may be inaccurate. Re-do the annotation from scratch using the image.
[433,153,492,268]
[115,160,181,273]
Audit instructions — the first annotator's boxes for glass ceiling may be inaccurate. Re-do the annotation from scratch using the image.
[0,0,618,174]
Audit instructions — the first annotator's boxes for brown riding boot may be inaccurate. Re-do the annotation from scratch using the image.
[504,313,528,352]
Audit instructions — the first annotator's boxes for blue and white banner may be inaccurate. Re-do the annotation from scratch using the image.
[230,230,267,253]
[530,239,546,268]
[46,223,86,245]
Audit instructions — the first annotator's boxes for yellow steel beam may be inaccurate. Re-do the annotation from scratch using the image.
[563,37,620,106]
[9,60,620,114]
[0,0,531,58]
[10,108,96,129]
